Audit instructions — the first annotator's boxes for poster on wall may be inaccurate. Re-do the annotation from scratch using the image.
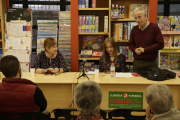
[109,91,143,109]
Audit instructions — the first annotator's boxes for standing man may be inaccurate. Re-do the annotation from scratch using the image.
[129,7,164,72]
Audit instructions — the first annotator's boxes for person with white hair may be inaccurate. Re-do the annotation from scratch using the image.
[74,81,103,120]
[129,7,164,72]
[145,84,180,120]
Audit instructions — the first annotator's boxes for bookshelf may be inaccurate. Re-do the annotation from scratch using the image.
[0,0,6,54]
[71,0,158,72]
[161,31,180,35]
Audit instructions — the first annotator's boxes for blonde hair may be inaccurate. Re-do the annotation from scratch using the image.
[102,38,118,64]
[44,37,57,51]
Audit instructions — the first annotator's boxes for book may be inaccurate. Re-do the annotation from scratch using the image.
[82,35,104,50]
[92,15,95,33]
[78,0,82,8]
[127,22,137,40]
[92,50,102,58]
[169,58,180,70]
[123,23,128,40]
[92,0,96,8]
[163,35,171,49]
[81,15,86,33]
[95,16,99,33]
[160,55,169,69]
[111,4,115,19]
[174,35,180,49]
[104,16,108,33]
[85,15,89,33]
[88,15,92,33]
[159,16,171,31]
[79,62,95,72]
[82,0,85,8]
[78,15,82,33]
[171,16,180,31]
[85,0,89,8]
[80,50,92,58]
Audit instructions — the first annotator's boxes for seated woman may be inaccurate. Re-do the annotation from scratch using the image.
[74,81,103,120]
[32,37,67,74]
[99,38,126,73]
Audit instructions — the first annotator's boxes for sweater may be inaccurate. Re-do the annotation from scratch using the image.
[129,23,164,61]
[152,107,180,120]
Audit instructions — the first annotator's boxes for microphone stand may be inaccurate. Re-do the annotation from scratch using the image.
[77,61,89,80]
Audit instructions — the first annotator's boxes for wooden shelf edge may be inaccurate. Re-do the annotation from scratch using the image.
[0,39,2,42]
[161,31,180,35]
[115,40,129,43]
[78,8,109,10]
[0,16,1,19]
[160,49,180,53]
[111,18,135,21]
[79,57,133,62]
[79,32,109,35]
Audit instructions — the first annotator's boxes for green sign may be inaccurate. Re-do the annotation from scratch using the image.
[109,91,143,109]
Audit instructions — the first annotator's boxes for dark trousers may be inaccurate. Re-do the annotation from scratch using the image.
[133,59,157,73]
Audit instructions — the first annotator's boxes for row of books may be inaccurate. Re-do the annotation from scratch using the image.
[158,16,180,31]
[78,0,96,8]
[37,20,58,55]
[160,53,180,70]
[80,50,102,58]
[119,46,134,60]
[59,11,71,72]
[112,22,137,41]
[111,4,125,19]
[78,15,99,33]
[163,35,180,49]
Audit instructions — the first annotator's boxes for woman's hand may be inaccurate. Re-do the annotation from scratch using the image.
[49,68,59,74]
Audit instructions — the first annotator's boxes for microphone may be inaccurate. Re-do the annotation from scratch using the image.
[82,59,87,67]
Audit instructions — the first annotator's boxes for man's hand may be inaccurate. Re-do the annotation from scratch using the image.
[50,68,59,74]
[135,48,141,55]
[139,47,145,53]
[146,105,154,120]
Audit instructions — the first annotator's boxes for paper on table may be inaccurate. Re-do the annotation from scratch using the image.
[116,72,133,77]
[86,71,95,75]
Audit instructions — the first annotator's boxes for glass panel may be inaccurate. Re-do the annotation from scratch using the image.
[170,4,180,16]
[66,0,70,1]
[157,4,164,16]
[12,4,23,8]
[29,4,60,10]
[66,5,71,11]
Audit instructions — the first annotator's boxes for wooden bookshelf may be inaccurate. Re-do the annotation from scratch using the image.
[111,18,135,21]
[78,8,109,10]
[161,31,180,35]
[0,39,2,42]
[71,0,158,72]
[0,16,1,19]
[79,32,109,35]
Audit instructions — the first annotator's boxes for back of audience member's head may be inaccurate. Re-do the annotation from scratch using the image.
[0,55,20,78]
[146,84,174,114]
[74,81,103,116]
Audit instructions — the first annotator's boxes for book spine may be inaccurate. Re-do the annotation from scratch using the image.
[95,16,99,33]
[82,0,85,8]
[85,15,89,33]
[78,15,82,33]
[104,16,108,33]
[119,23,123,40]
[92,0,96,8]
[81,15,86,33]
[88,15,92,33]
[126,46,128,60]
[78,0,82,8]
[92,15,95,33]
[85,0,89,8]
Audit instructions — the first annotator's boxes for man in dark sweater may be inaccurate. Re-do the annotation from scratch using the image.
[129,7,164,72]
[0,55,48,115]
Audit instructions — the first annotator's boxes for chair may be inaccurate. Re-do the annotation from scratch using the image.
[52,108,109,120]
[52,108,78,120]
[108,108,146,120]
[0,111,50,120]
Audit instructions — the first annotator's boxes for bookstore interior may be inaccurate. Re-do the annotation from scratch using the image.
[0,0,179,73]
[0,0,180,119]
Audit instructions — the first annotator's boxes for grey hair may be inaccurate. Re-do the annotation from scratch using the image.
[133,7,146,16]
[145,84,174,114]
[74,81,103,116]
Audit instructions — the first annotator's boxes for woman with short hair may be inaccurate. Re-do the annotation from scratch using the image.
[74,81,103,120]
[32,37,67,74]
